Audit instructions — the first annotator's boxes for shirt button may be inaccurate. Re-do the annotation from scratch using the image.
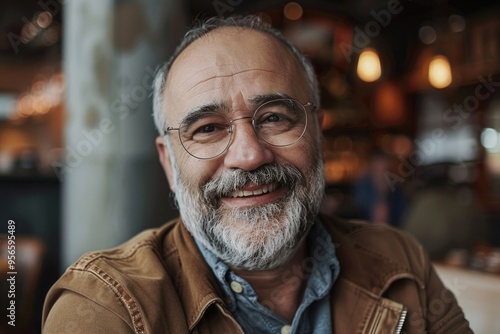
[281,325,292,334]
[230,281,243,294]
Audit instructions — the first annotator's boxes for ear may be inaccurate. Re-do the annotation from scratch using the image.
[155,136,175,192]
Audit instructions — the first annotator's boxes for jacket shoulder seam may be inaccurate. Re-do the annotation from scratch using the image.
[81,264,147,334]
[73,239,158,270]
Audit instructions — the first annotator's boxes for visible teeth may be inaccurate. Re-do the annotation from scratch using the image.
[229,182,278,198]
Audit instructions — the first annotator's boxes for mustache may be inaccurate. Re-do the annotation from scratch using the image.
[202,164,304,203]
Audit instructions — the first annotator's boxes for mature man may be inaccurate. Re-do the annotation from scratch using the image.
[43,16,471,333]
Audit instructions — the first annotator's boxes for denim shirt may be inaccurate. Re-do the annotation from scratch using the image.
[196,220,340,334]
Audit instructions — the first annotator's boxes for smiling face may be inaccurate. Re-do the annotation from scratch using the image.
[156,27,325,270]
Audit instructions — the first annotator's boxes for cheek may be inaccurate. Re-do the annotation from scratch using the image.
[299,140,322,176]
[275,138,321,173]
[298,133,321,160]
[176,153,222,188]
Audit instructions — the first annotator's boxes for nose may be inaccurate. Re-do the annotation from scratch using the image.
[223,118,274,171]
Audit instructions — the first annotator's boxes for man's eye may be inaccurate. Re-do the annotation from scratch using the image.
[190,122,228,142]
[197,124,216,133]
[264,114,282,123]
[192,123,226,137]
[258,112,292,125]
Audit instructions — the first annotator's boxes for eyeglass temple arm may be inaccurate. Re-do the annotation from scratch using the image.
[164,127,180,136]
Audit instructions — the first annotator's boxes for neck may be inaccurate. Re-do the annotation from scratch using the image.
[232,238,309,323]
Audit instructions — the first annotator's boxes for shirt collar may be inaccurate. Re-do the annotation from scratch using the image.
[195,220,340,306]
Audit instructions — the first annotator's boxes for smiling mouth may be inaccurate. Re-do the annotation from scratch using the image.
[227,182,280,198]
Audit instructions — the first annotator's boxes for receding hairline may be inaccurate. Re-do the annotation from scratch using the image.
[168,24,304,75]
[175,26,295,57]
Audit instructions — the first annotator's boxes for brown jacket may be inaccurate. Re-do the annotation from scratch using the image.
[42,216,471,333]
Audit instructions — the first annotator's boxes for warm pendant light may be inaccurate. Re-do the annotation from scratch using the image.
[357,48,382,82]
[428,55,452,88]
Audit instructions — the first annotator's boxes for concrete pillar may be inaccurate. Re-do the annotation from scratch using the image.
[61,0,185,268]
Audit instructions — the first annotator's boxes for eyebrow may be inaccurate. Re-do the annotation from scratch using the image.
[181,101,228,126]
[249,93,294,105]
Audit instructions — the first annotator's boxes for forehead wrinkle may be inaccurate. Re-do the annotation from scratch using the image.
[185,68,283,94]
[176,69,289,104]
[175,65,214,89]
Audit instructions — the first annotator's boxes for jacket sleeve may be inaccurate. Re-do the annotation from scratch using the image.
[424,263,473,334]
[400,228,473,333]
[43,290,134,333]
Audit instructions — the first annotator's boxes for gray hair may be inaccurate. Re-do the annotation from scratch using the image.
[152,15,320,136]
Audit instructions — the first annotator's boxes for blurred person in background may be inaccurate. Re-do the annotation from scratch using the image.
[354,151,407,227]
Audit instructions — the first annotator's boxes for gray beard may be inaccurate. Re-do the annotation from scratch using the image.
[172,160,325,271]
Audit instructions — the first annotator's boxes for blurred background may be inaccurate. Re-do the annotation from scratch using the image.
[0,0,499,332]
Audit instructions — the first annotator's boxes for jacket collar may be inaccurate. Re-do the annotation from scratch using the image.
[163,220,231,331]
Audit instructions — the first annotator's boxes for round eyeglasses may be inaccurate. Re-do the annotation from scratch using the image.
[164,98,316,159]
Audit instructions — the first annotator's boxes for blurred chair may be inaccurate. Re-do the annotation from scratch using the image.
[1,235,45,334]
